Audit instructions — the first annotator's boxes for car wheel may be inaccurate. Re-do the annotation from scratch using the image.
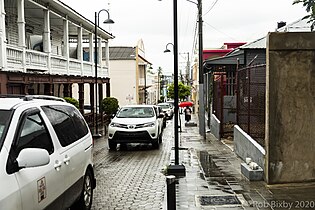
[71,170,93,210]
[152,140,160,149]
[159,132,163,143]
[120,143,127,150]
[108,141,117,150]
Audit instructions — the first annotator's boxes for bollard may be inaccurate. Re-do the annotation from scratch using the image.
[166,175,176,210]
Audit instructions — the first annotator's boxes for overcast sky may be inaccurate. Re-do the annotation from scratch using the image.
[61,0,307,75]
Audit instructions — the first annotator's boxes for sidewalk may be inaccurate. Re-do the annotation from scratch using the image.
[170,114,315,210]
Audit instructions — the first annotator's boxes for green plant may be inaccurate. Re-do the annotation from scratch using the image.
[167,82,191,101]
[101,97,119,115]
[64,97,79,108]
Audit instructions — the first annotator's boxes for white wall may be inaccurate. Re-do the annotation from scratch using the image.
[109,60,137,107]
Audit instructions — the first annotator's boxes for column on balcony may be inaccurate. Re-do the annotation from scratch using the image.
[0,0,7,69]
[98,37,102,68]
[77,25,83,75]
[63,17,69,74]
[43,9,51,73]
[17,0,26,72]
[105,40,109,72]
[89,32,93,63]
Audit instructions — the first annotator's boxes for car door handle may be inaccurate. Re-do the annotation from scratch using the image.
[54,160,62,171]
[63,155,70,165]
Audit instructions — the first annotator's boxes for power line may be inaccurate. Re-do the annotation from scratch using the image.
[204,0,219,16]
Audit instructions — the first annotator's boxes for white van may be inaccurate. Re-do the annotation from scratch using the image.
[0,95,96,210]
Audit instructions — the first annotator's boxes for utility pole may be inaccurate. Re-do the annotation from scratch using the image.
[198,0,205,138]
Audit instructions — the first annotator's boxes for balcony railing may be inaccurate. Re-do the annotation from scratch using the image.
[5,45,109,77]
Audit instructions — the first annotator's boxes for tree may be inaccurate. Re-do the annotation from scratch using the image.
[101,97,119,115]
[167,82,191,101]
[293,0,315,30]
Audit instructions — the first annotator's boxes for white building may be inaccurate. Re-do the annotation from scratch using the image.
[108,39,158,106]
[0,0,114,118]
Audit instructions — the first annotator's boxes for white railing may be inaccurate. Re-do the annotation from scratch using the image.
[6,45,24,71]
[25,49,48,70]
[5,45,109,78]
[51,56,67,75]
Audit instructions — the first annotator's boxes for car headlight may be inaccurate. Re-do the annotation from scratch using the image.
[110,122,125,128]
[142,122,155,127]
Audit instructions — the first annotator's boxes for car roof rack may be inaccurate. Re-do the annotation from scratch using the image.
[0,94,65,102]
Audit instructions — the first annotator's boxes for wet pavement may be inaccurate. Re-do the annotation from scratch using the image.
[175,114,315,210]
[90,114,315,210]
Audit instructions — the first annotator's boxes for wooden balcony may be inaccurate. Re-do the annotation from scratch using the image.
[6,45,109,78]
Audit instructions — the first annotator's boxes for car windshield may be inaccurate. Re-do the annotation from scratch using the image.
[0,110,13,152]
[116,107,155,118]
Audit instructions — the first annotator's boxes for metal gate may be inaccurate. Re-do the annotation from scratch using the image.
[237,64,266,146]
[212,71,236,138]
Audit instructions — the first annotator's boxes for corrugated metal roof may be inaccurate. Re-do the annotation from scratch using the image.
[204,50,245,65]
[109,47,136,60]
[277,18,311,32]
[239,18,311,50]
[239,37,266,49]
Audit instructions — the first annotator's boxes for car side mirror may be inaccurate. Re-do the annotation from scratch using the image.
[17,148,50,168]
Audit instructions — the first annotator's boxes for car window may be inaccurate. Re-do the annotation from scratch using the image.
[0,110,13,152]
[116,107,155,118]
[16,112,54,155]
[42,105,89,147]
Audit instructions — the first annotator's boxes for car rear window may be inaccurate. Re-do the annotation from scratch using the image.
[42,105,89,147]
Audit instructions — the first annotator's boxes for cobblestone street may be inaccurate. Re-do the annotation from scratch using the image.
[91,121,173,210]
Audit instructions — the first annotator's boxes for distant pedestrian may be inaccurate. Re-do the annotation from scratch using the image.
[184,106,192,122]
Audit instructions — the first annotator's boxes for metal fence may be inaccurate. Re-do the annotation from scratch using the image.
[212,71,236,138]
[237,64,266,146]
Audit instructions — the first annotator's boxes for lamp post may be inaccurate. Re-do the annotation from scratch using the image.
[94,9,114,137]
[162,0,186,177]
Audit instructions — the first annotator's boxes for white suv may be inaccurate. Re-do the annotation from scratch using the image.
[0,95,95,210]
[108,105,164,150]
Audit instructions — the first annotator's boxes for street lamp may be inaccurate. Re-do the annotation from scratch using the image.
[161,0,186,177]
[94,9,114,137]
[164,42,174,53]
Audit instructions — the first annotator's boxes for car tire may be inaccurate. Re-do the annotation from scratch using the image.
[108,141,117,150]
[159,132,163,143]
[152,140,160,149]
[71,170,93,210]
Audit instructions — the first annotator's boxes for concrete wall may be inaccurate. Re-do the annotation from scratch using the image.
[234,125,265,168]
[266,32,315,184]
[210,114,220,140]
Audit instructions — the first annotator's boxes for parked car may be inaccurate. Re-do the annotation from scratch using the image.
[157,102,174,120]
[108,105,164,150]
[0,95,96,210]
